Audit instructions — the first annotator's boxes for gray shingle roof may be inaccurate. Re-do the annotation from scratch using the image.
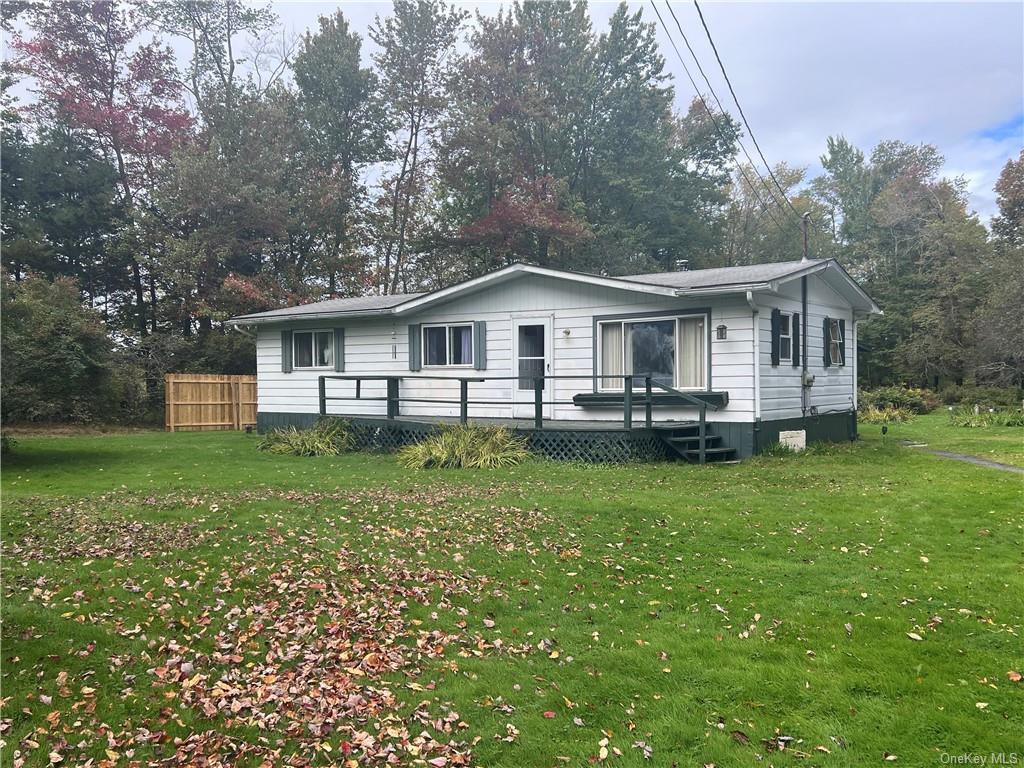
[228,259,863,325]
[621,259,824,289]
[230,292,423,322]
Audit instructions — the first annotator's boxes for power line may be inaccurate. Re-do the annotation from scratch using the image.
[648,1,793,235]
[691,0,804,221]
[660,0,799,233]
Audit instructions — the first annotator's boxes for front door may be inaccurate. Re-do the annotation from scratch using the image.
[512,317,552,419]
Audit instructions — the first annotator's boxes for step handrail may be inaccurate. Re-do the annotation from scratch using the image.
[648,379,712,464]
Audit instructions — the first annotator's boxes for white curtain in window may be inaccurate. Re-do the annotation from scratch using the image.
[600,323,623,389]
[677,318,704,389]
[458,326,473,364]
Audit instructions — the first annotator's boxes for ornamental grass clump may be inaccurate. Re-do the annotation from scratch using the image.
[257,419,354,456]
[397,424,531,469]
[948,406,1024,428]
[858,405,915,424]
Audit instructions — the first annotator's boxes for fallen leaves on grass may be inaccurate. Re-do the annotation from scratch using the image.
[6,482,556,767]
[5,501,211,562]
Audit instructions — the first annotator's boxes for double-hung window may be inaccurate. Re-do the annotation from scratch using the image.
[828,318,844,366]
[598,315,706,390]
[779,313,793,362]
[293,330,333,369]
[423,323,473,367]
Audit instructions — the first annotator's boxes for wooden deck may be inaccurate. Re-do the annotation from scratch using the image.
[344,414,697,432]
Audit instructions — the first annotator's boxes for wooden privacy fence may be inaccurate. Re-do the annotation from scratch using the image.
[165,374,257,432]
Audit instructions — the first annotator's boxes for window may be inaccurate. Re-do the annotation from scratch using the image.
[422,323,473,367]
[779,313,792,362]
[293,330,333,369]
[598,315,706,390]
[828,318,844,366]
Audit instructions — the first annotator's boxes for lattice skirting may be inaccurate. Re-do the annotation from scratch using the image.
[336,417,668,463]
[524,429,668,463]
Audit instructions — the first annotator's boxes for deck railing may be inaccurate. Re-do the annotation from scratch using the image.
[317,373,721,463]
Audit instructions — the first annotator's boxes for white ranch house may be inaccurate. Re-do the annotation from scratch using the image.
[228,259,881,461]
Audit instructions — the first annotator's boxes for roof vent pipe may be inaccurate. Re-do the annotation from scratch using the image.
[801,212,811,262]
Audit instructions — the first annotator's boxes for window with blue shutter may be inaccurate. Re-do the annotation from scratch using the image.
[473,321,487,370]
[408,324,421,371]
[770,309,781,367]
[333,328,345,372]
[281,330,293,373]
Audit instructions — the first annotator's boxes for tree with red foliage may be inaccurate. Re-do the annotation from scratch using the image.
[458,176,592,267]
[12,0,193,335]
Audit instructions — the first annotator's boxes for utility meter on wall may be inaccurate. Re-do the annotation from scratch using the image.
[801,370,815,388]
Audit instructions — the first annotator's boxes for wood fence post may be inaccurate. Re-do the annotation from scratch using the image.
[166,375,174,432]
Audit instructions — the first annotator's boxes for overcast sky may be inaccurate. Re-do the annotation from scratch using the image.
[6,1,1022,221]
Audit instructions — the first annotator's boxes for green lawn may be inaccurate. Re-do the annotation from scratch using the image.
[860,411,1024,468]
[2,431,1022,767]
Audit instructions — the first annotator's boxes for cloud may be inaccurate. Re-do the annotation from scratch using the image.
[642,1,1023,220]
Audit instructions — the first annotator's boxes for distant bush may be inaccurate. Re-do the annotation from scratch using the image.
[948,406,1024,428]
[1,434,16,455]
[1,273,120,423]
[257,419,354,456]
[397,424,531,469]
[859,386,938,414]
[938,385,1023,408]
[858,405,916,424]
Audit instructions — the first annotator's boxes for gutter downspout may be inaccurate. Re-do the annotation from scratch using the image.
[801,275,809,417]
[746,290,761,454]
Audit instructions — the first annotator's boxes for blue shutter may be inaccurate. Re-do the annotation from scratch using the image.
[281,330,293,373]
[333,328,345,372]
[791,313,801,367]
[823,317,832,368]
[473,321,487,370]
[408,324,421,371]
[770,309,781,367]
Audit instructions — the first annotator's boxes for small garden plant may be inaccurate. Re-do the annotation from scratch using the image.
[257,418,354,456]
[858,405,916,424]
[948,406,1024,428]
[397,424,531,469]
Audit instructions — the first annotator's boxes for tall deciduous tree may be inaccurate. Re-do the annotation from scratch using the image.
[143,1,280,133]
[973,152,1024,386]
[12,0,193,334]
[293,10,390,295]
[370,0,467,293]
[435,1,737,276]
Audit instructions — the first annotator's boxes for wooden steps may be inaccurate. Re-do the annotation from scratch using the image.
[652,422,737,464]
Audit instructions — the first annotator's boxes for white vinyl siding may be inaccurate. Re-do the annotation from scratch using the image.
[255,274,757,423]
[757,278,855,420]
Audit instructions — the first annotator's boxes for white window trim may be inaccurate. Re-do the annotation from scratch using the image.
[421,322,475,368]
[292,329,335,370]
[596,313,708,392]
[829,319,845,367]
[779,312,792,363]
